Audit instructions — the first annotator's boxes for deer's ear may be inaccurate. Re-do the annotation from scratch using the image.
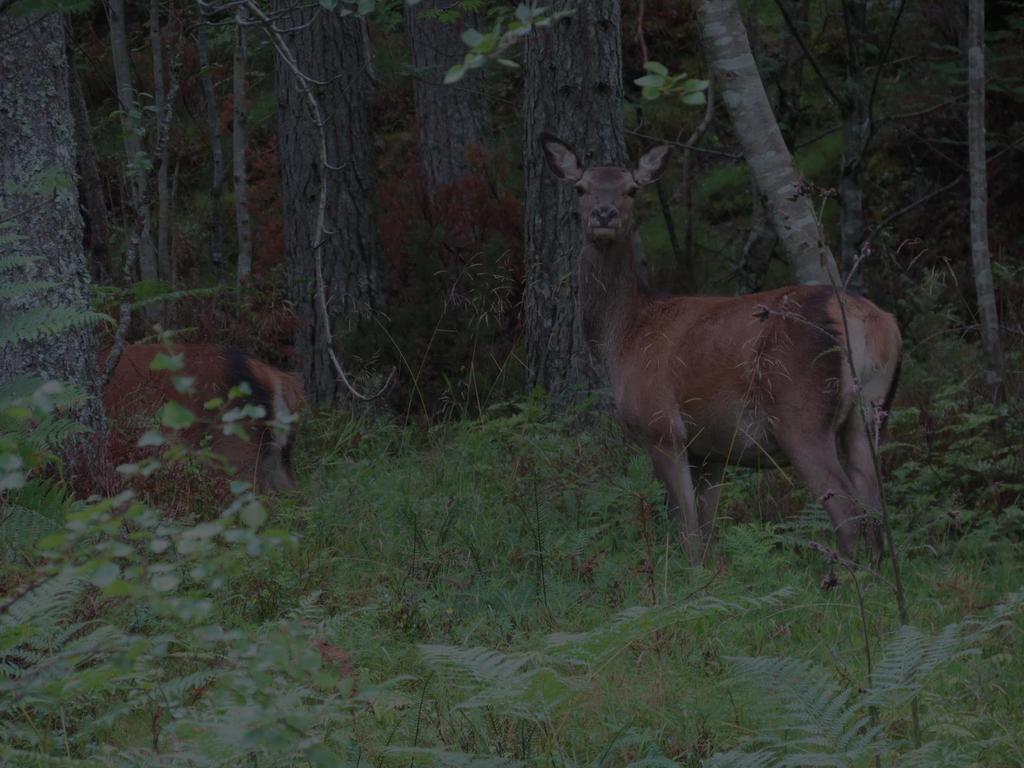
[634,145,672,185]
[540,133,584,182]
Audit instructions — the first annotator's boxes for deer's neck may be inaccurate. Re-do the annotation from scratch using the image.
[580,234,646,367]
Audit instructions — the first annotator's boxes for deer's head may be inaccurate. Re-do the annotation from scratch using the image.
[540,133,671,243]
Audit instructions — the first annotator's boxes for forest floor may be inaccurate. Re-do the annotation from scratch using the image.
[191,394,1024,766]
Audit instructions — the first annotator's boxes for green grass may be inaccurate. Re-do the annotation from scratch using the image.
[204,396,1024,767]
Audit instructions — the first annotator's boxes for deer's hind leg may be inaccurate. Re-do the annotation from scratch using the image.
[775,429,863,559]
[840,412,884,552]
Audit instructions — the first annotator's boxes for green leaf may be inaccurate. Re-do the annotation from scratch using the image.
[149,352,184,371]
[160,401,195,430]
[445,64,466,84]
[241,501,267,529]
[682,91,707,106]
[634,74,664,88]
[357,0,374,14]
[91,562,120,588]
[643,60,669,76]
[305,744,340,768]
[461,28,486,47]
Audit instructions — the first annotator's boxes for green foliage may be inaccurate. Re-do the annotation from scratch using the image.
[0,308,112,347]
[634,61,709,106]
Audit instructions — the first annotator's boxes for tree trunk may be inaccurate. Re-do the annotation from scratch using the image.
[736,0,778,293]
[109,0,158,290]
[523,0,627,403]
[196,11,226,276]
[233,6,252,284]
[150,0,172,283]
[839,0,868,292]
[67,38,111,283]
[272,3,384,406]
[0,13,104,435]
[694,0,839,286]
[966,0,1004,402]
[405,0,489,199]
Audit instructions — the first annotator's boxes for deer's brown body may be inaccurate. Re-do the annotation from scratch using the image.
[103,344,304,491]
[541,135,902,563]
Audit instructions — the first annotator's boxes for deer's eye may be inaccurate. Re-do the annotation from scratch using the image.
[626,186,639,198]
[575,185,586,197]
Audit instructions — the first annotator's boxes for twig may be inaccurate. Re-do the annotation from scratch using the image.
[625,126,737,160]
[771,0,846,110]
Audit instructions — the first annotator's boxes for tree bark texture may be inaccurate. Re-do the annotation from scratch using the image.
[68,43,111,283]
[405,0,489,199]
[233,7,252,284]
[966,0,1004,402]
[150,0,172,283]
[272,5,384,406]
[109,0,158,288]
[694,0,839,286]
[523,0,627,403]
[196,13,226,275]
[0,13,103,432]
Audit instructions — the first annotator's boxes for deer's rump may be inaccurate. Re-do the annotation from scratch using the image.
[102,344,304,490]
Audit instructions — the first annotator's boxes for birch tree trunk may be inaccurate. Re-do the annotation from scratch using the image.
[233,6,252,284]
[405,0,489,200]
[196,12,226,275]
[967,0,1004,402]
[109,0,158,290]
[0,12,104,436]
[523,0,627,403]
[272,4,384,405]
[694,0,839,286]
[150,0,172,283]
[68,40,111,283]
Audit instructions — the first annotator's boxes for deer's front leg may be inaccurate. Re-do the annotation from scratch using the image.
[647,442,703,566]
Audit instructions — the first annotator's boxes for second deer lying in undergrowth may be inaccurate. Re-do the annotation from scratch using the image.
[540,133,902,565]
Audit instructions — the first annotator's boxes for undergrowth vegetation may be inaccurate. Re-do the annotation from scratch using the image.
[2,292,1023,767]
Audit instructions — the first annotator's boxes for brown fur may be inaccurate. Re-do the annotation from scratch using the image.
[103,344,304,491]
[541,135,902,563]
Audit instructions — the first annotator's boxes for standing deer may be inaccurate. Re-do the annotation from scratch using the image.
[539,134,902,564]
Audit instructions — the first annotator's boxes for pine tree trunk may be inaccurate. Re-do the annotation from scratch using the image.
[523,0,627,403]
[196,12,226,276]
[272,4,384,406]
[109,0,158,290]
[406,0,489,199]
[694,0,839,286]
[233,6,252,284]
[150,0,172,283]
[967,0,1004,402]
[68,39,111,283]
[0,13,103,435]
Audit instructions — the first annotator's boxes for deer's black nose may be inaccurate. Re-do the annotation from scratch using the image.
[592,205,619,226]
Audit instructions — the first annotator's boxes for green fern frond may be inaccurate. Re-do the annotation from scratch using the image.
[0,570,87,642]
[894,741,972,768]
[865,623,973,708]
[0,308,112,346]
[419,644,533,687]
[726,656,880,764]
[0,282,59,301]
[546,588,795,668]
[384,746,524,768]
[128,285,222,311]
[0,254,38,273]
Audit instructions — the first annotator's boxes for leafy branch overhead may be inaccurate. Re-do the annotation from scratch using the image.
[635,60,709,106]
[444,4,574,84]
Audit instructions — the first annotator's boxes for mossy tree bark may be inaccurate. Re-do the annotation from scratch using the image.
[406,0,489,201]
[0,12,104,434]
[272,6,384,406]
[523,0,627,403]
